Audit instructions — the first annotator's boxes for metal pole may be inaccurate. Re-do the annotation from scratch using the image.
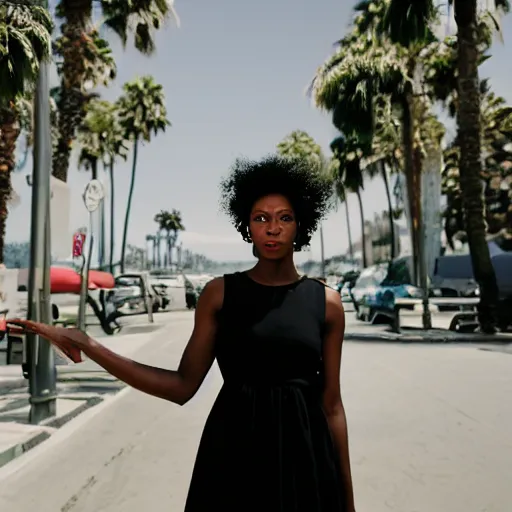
[77,224,93,331]
[27,39,56,424]
[419,214,432,329]
[320,224,326,280]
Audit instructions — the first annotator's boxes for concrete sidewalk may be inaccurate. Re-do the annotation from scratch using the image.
[344,308,512,344]
[0,311,184,469]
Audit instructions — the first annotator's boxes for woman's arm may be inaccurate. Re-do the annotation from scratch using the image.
[322,287,355,512]
[81,278,224,406]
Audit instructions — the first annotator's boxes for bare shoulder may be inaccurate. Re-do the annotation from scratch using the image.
[306,278,344,324]
[198,276,225,312]
[324,286,345,325]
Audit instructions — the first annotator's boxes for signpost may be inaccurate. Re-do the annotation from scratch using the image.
[72,232,86,258]
[27,10,55,423]
[76,180,104,331]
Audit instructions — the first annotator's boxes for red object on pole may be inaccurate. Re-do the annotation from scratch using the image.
[50,267,93,294]
[72,232,86,257]
[89,270,115,289]
[49,267,115,294]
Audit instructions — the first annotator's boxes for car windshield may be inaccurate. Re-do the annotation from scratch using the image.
[381,258,413,286]
[355,265,387,287]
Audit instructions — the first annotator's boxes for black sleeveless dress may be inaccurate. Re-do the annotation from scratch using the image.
[184,272,345,511]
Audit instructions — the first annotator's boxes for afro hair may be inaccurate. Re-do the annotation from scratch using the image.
[219,154,333,251]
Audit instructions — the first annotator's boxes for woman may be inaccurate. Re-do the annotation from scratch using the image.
[9,155,355,512]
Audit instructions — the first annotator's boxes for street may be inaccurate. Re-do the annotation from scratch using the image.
[1,311,512,511]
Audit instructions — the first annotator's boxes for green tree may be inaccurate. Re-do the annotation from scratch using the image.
[77,98,128,270]
[0,3,52,262]
[52,0,179,183]
[154,209,185,267]
[276,130,331,274]
[329,135,372,268]
[310,0,424,279]
[443,89,512,248]
[382,0,509,331]
[118,76,170,272]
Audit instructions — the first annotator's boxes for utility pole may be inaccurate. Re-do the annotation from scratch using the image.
[78,180,104,330]
[319,224,326,280]
[27,0,56,424]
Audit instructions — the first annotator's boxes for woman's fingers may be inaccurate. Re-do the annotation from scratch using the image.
[8,319,39,331]
[8,327,28,336]
[8,319,54,337]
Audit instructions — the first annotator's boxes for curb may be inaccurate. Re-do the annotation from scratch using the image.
[0,377,26,392]
[0,430,52,469]
[345,332,512,343]
[0,395,106,469]
[43,396,105,429]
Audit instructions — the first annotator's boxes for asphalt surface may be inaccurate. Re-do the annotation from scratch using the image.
[0,311,511,511]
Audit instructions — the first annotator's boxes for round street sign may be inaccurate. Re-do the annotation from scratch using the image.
[83,179,104,212]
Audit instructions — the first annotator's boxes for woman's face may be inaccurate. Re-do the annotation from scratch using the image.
[249,194,297,260]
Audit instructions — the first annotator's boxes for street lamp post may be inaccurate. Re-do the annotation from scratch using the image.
[26,0,56,424]
[319,224,326,280]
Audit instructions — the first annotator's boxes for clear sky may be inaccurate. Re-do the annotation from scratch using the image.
[7,1,512,264]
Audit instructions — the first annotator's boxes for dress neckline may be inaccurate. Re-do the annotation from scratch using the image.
[241,272,308,288]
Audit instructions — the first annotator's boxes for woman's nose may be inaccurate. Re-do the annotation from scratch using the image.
[266,220,280,235]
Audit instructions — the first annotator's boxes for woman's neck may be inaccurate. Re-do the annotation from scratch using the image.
[248,257,300,286]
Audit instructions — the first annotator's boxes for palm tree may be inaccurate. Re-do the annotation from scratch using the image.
[118,76,170,272]
[443,89,512,248]
[330,135,370,268]
[277,130,324,169]
[154,210,168,266]
[145,234,156,269]
[276,130,329,275]
[310,0,450,328]
[382,0,509,330]
[167,209,185,267]
[52,0,179,183]
[77,98,128,269]
[77,98,127,271]
[154,209,185,268]
[0,3,52,262]
[310,5,420,275]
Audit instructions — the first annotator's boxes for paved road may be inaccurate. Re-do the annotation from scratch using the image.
[1,311,512,511]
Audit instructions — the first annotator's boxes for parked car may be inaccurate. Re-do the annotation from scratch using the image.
[432,245,512,330]
[113,273,160,314]
[339,282,353,303]
[352,258,423,322]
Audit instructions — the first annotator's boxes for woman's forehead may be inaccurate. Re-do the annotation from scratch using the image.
[251,193,293,212]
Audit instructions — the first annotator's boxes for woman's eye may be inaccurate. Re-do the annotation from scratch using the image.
[254,215,266,222]
[281,215,294,222]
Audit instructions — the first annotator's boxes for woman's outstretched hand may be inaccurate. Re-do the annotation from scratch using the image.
[7,319,93,364]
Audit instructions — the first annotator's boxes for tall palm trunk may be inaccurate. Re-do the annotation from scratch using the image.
[165,233,172,267]
[380,161,396,260]
[152,238,157,268]
[402,89,432,329]
[168,233,174,268]
[52,0,93,182]
[355,189,367,268]
[401,92,421,285]
[0,107,20,263]
[108,159,115,273]
[157,232,162,268]
[344,198,355,263]
[454,0,499,332]
[120,136,138,272]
